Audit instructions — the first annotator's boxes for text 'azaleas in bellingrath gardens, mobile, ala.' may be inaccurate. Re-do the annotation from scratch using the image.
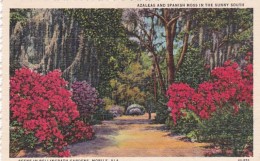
[10,69,94,157]
[167,53,253,124]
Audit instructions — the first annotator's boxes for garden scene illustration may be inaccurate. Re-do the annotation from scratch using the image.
[9,8,253,157]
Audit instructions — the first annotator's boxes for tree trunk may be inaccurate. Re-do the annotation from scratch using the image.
[148,111,152,120]
[147,61,157,120]
[152,62,157,103]
[165,25,175,85]
[163,8,177,86]
[199,27,204,54]
[176,19,191,71]
[152,52,166,94]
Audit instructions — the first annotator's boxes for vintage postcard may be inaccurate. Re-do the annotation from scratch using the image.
[1,0,260,161]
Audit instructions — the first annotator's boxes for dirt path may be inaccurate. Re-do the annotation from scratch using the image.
[69,113,208,157]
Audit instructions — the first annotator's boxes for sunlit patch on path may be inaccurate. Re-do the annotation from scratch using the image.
[69,113,208,157]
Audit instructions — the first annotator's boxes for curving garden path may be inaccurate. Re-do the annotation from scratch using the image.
[69,113,208,157]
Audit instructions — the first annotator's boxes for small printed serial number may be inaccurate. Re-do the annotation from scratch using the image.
[238,159,249,161]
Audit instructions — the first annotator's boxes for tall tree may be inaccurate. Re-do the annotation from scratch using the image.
[146,9,192,85]
[122,9,166,94]
[65,9,135,96]
[191,8,253,69]
[123,9,193,86]
[110,61,152,108]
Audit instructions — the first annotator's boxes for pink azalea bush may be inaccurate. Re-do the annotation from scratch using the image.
[10,68,94,157]
[167,54,253,156]
[167,59,253,124]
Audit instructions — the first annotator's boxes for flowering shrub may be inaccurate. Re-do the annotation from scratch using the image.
[10,68,94,157]
[126,104,145,115]
[167,83,195,123]
[167,60,253,124]
[71,81,103,122]
[167,57,253,156]
[108,105,125,117]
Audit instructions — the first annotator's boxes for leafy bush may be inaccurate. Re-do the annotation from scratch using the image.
[71,81,103,122]
[10,121,37,157]
[155,106,169,123]
[109,62,152,107]
[198,104,253,156]
[108,105,125,117]
[10,9,30,26]
[167,60,253,124]
[175,48,209,88]
[91,107,114,124]
[167,59,253,156]
[166,110,202,137]
[126,104,145,115]
[155,96,170,124]
[10,68,94,157]
[103,97,115,110]
[128,108,143,115]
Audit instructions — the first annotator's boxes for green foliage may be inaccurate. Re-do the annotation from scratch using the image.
[140,53,153,69]
[110,79,147,107]
[103,97,116,110]
[155,106,169,124]
[154,96,170,124]
[144,93,157,113]
[193,9,252,31]
[10,60,21,77]
[197,104,253,156]
[110,61,152,107]
[10,9,30,26]
[90,107,114,125]
[65,9,124,46]
[166,110,202,137]
[166,103,253,156]
[193,8,253,56]
[175,48,209,88]
[64,9,138,98]
[10,121,38,157]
